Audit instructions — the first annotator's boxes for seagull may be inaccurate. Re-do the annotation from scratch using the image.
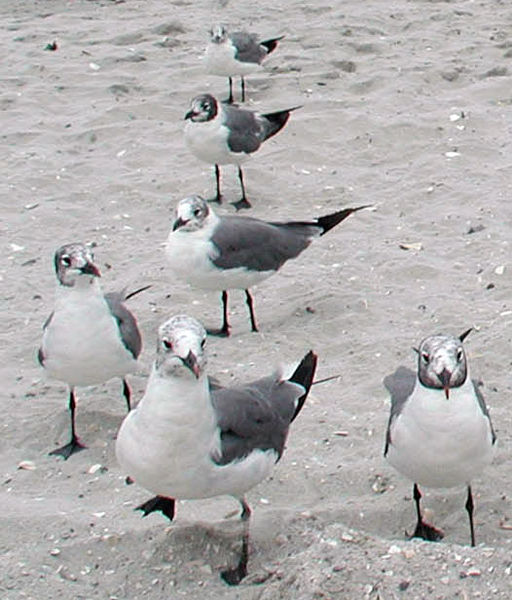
[384,329,496,546]
[184,93,300,210]
[166,195,369,337]
[38,243,147,459]
[115,314,317,585]
[205,24,284,104]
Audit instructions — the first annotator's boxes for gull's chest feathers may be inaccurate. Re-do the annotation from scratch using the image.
[116,371,280,500]
[387,379,495,488]
[205,42,261,76]
[42,286,135,385]
[184,117,251,165]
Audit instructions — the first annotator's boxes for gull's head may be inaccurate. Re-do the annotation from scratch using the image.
[209,24,228,44]
[172,196,210,233]
[155,315,207,379]
[184,94,218,122]
[415,329,471,399]
[54,243,101,288]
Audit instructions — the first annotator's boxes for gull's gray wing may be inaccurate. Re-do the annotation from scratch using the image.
[104,291,142,359]
[223,105,264,154]
[383,366,416,456]
[473,379,497,445]
[210,215,320,272]
[37,312,54,366]
[230,31,267,64]
[210,375,302,465]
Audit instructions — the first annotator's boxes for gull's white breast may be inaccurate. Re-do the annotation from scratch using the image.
[185,118,251,166]
[386,378,495,488]
[116,372,278,499]
[166,224,274,291]
[41,288,136,386]
[205,41,262,77]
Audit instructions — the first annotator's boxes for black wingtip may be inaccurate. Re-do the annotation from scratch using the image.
[124,284,152,301]
[260,35,285,54]
[289,350,318,422]
[261,105,302,141]
[317,205,372,236]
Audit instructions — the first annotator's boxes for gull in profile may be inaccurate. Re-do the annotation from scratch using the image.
[205,24,284,103]
[166,195,369,336]
[184,93,300,209]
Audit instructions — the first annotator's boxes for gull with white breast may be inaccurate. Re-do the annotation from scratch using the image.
[205,24,284,104]
[38,243,147,459]
[166,195,369,336]
[184,93,300,209]
[116,314,317,585]
[384,329,496,546]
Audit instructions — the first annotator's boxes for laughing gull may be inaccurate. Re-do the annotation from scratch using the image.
[384,329,496,546]
[166,195,369,336]
[38,243,147,459]
[116,314,317,585]
[184,93,300,209]
[205,24,284,103]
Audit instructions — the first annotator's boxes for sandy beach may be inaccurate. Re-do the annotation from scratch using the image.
[2,0,512,597]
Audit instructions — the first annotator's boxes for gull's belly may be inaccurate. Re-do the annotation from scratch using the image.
[166,232,274,290]
[205,44,262,77]
[386,390,494,488]
[185,121,252,165]
[42,298,136,386]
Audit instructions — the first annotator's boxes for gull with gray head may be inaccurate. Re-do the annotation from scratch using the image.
[165,195,370,336]
[384,329,496,546]
[184,93,300,209]
[116,314,317,585]
[38,243,148,459]
[205,24,284,103]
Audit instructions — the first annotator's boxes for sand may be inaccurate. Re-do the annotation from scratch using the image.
[2,0,512,597]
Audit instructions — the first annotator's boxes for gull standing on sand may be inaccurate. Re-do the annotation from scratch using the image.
[38,243,147,459]
[184,93,300,209]
[116,314,317,585]
[384,329,496,546]
[166,195,369,336]
[205,24,284,104]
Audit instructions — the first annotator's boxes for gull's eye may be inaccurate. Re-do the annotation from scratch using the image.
[162,339,173,350]
[456,348,464,362]
[193,208,201,217]
[61,255,71,267]
[421,352,430,364]
[200,338,206,349]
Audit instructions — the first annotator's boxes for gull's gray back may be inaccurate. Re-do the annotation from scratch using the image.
[211,375,300,465]
[211,216,320,272]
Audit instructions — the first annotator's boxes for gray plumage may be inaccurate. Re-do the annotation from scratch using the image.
[211,350,316,465]
[104,291,143,360]
[383,366,416,456]
[210,207,368,273]
[230,32,283,64]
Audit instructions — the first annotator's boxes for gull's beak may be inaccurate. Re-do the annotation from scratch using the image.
[172,217,187,231]
[184,109,195,120]
[80,262,101,277]
[182,350,201,379]
[438,368,451,399]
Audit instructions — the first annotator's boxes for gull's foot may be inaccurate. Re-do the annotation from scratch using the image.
[136,496,175,522]
[206,327,230,338]
[207,194,224,205]
[411,520,444,542]
[220,561,247,586]
[49,437,86,460]
[231,198,252,211]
